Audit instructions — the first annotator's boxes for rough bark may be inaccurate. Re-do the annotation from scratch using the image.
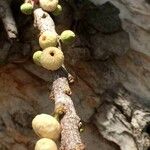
[34,8,84,150]
[52,75,85,150]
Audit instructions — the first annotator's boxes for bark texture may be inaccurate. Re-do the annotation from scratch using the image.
[34,7,84,150]
[34,8,56,34]
[52,76,84,150]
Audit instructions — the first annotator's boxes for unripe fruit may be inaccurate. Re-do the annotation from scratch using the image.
[35,138,57,150]
[52,5,62,16]
[20,3,33,15]
[39,0,58,12]
[60,30,75,44]
[39,31,58,49]
[40,47,64,71]
[33,51,43,66]
[32,114,61,140]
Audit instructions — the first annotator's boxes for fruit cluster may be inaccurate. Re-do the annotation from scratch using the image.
[20,0,75,71]
[33,29,75,71]
[20,0,62,16]
[20,0,76,149]
[32,114,61,150]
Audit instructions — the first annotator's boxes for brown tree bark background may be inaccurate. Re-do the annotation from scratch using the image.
[0,0,149,150]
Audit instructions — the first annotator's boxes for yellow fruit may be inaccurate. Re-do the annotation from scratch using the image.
[39,0,58,12]
[35,138,58,150]
[52,4,62,16]
[20,3,33,15]
[33,51,43,66]
[32,114,61,140]
[60,30,75,44]
[39,31,58,49]
[40,47,64,71]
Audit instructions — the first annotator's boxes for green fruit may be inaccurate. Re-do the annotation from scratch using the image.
[33,51,43,66]
[52,4,62,16]
[20,3,33,15]
[60,30,75,44]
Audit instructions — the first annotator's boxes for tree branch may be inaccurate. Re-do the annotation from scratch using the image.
[33,8,85,150]
[52,73,85,150]
[34,8,56,34]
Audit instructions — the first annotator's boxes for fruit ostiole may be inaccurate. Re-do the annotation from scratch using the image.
[40,47,64,71]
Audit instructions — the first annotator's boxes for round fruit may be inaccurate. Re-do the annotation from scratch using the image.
[35,138,57,150]
[39,31,58,49]
[32,114,61,140]
[39,0,58,12]
[60,30,75,44]
[52,4,62,16]
[20,3,33,15]
[40,47,64,71]
[33,51,43,66]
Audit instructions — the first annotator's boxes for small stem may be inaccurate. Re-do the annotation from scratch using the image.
[53,113,60,121]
